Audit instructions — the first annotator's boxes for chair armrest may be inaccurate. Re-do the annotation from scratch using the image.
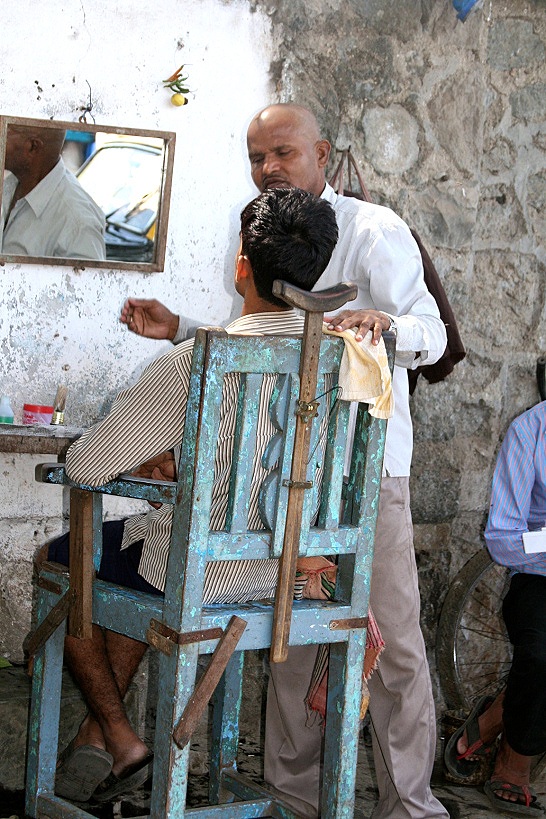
[35,463,177,505]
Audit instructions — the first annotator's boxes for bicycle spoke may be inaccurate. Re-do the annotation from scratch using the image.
[458,624,510,641]
[437,552,513,710]
[456,661,512,672]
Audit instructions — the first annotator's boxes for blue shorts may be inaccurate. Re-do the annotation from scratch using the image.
[47,518,162,596]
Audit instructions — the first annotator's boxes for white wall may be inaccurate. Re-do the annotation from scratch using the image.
[0,0,274,659]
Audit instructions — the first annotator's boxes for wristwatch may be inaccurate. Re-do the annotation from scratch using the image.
[382,313,397,335]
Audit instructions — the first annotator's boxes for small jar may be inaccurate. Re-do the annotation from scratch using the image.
[23,403,54,425]
[0,396,14,424]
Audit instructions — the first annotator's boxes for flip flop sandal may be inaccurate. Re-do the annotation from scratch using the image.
[92,753,154,803]
[484,779,545,816]
[55,742,114,802]
[444,694,497,778]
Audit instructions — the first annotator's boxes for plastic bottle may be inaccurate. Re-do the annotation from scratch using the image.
[0,396,14,424]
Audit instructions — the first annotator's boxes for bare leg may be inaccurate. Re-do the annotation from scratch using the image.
[65,625,149,775]
[456,690,504,760]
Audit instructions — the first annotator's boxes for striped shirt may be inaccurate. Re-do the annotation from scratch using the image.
[484,401,546,576]
[66,310,313,597]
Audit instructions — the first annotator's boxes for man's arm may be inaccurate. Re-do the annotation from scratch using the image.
[120,298,204,344]
[120,298,180,340]
[325,221,447,368]
[132,450,177,509]
[485,420,546,573]
[64,230,106,261]
[65,342,193,486]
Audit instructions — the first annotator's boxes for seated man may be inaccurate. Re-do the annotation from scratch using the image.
[40,186,339,804]
[444,400,546,816]
[2,124,106,260]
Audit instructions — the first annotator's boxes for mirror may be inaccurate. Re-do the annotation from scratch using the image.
[0,115,176,272]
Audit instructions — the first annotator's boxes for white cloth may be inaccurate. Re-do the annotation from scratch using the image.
[323,324,393,418]
[2,159,106,259]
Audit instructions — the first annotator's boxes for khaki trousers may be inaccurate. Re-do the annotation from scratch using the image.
[265,477,448,819]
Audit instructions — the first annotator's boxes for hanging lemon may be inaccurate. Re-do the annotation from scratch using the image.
[164,65,192,107]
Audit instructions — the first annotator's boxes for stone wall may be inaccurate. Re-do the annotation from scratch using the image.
[254,0,546,704]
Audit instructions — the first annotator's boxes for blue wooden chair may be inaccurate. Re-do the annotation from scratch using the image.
[25,282,393,819]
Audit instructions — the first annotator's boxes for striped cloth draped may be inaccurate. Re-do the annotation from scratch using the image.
[296,556,384,722]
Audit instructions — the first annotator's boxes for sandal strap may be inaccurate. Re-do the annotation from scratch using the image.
[489,780,537,807]
[456,696,496,761]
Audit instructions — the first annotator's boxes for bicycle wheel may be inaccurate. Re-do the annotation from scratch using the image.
[436,549,513,710]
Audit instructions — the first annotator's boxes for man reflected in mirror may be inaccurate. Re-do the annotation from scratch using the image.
[1,124,106,259]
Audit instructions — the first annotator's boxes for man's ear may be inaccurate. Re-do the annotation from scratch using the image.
[316,139,331,169]
[28,138,44,155]
[235,253,252,287]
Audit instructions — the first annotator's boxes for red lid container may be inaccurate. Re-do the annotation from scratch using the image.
[23,404,54,425]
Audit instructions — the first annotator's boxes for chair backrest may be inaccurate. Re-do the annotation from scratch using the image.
[162,326,392,632]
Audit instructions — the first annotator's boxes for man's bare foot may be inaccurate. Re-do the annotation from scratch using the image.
[71,712,149,777]
[109,741,151,778]
[72,713,107,751]
[489,735,533,804]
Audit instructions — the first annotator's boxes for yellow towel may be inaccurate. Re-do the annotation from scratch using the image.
[323,325,394,419]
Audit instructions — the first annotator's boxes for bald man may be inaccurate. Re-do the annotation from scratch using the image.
[121,103,448,819]
[1,124,105,260]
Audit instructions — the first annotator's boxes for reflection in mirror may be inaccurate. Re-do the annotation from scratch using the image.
[0,116,176,272]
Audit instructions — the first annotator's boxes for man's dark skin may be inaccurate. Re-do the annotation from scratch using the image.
[454,691,538,807]
[4,125,66,220]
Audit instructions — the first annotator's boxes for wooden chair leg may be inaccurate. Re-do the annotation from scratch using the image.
[149,643,199,819]
[173,616,247,750]
[209,650,245,805]
[25,591,66,818]
[321,633,366,819]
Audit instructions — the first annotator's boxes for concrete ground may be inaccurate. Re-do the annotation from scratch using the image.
[3,723,545,818]
[2,663,544,818]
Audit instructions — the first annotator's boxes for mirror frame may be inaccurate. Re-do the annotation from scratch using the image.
[0,115,176,272]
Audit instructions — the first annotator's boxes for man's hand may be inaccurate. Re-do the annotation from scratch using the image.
[120,298,180,341]
[132,451,176,509]
[325,309,392,345]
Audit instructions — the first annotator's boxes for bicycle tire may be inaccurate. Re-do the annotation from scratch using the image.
[436,549,512,710]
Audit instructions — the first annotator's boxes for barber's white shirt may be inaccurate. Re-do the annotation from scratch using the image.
[2,159,106,260]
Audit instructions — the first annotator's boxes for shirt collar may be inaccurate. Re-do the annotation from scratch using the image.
[226,309,304,335]
[22,158,66,218]
[320,182,337,206]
